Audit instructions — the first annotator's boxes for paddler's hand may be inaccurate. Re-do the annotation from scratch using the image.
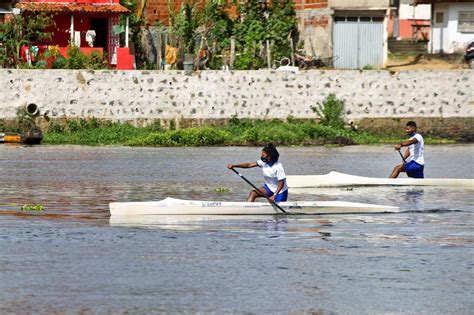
[394,144,402,151]
[227,164,234,169]
[269,195,276,203]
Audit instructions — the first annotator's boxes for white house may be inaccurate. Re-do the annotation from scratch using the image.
[415,0,474,53]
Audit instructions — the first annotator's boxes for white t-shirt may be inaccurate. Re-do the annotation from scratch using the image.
[256,160,288,193]
[408,133,424,165]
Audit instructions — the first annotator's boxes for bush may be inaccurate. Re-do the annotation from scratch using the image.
[63,46,107,69]
[311,94,346,129]
[44,119,144,145]
[88,50,107,69]
[43,117,387,146]
[129,127,229,146]
[65,45,89,69]
[0,14,53,68]
[52,56,66,69]
[47,121,64,133]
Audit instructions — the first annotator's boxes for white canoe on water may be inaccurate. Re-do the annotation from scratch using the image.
[109,197,399,216]
[286,171,474,189]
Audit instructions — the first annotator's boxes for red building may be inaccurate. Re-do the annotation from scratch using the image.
[15,0,134,69]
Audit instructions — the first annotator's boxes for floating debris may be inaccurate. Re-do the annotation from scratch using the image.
[21,204,46,212]
[214,187,231,193]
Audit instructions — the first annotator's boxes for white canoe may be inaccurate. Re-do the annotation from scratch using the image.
[286,171,474,189]
[109,197,399,215]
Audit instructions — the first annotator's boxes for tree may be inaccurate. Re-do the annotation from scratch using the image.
[0,13,54,68]
[173,0,201,54]
[120,0,146,67]
[233,0,298,70]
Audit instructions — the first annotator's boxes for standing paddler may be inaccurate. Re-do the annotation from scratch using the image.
[389,121,425,178]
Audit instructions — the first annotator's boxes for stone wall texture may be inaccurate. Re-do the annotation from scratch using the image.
[1,69,473,139]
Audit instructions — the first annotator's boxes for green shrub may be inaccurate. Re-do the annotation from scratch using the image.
[65,46,89,69]
[52,56,67,69]
[88,50,107,69]
[312,94,346,129]
[47,121,64,133]
[43,117,408,147]
[0,14,53,68]
[132,127,229,146]
[63,46,107,69]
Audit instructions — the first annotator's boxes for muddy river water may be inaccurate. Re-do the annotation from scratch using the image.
[0,144,472,314]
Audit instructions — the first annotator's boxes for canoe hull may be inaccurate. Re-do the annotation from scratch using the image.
[287,171,474,189]
[109,198,399,216]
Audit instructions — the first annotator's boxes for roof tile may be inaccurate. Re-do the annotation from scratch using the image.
[16,2,129,14]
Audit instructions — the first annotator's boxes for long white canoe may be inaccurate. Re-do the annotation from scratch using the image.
[286,171,474,189]
[109,197,399,215]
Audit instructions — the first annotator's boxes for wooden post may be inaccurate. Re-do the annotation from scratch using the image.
[70,15,74,44]
[125,16,129,48]
[230,36,235,69]
[212,41,216,65]
[163,32,168,69]
[195,37,203,71]
[289,36,295,66]
[266,40,271,69]
[301,0,305,26]
[156,30,162,70]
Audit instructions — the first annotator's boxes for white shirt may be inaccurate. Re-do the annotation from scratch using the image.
[85,30,96,47]
[408,133,424,165]
[256,160,288,193]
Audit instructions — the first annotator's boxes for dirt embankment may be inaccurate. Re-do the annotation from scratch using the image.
[387,53,469,71]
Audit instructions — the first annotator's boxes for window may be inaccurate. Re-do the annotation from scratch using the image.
[459,11,474,33]
[435,12,444,24]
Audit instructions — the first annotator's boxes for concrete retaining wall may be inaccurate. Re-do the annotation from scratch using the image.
[1,69,473,139]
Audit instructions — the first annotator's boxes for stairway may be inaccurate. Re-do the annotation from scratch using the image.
[388,39,428,53]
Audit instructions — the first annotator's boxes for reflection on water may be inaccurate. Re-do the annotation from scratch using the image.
[0,145,473,314]
[110,215,295,234]
[404,188,425,209]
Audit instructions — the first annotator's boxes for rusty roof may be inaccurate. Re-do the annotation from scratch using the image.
[16,2,129,14]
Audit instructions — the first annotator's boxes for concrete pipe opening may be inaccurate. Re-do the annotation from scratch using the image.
[25,103,39,116]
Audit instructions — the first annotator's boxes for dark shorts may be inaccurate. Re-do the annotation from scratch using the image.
[405,160,424,178]
[263,185,288,202]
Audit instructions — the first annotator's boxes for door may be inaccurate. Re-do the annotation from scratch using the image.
[433,7,449,53]
[90,18,108,52]
[333,15,384,69]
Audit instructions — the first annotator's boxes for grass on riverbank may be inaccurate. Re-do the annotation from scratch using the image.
[42,118,452,146]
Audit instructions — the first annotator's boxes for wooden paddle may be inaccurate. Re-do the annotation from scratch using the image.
[230,168,288,214]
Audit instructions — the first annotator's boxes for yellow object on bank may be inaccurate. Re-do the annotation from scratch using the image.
[4,134,21,143]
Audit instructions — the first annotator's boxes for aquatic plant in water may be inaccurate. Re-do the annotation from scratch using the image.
[21,204,45,212]
[214,187,230,193]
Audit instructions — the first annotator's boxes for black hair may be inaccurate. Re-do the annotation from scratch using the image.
[406,121,417,128]
[262,143,279,162]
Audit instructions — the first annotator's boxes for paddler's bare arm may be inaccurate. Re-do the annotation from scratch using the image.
[403,148,410,160]
[227,162,258,169]
[269,179,285,202]
[394,138,417,161]
[394,137,418,151]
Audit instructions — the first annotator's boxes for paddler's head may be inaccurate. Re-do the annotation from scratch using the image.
[405,121,417,137]
[261,143,279,164]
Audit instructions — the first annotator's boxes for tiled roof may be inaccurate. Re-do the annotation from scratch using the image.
[16,2,130,14]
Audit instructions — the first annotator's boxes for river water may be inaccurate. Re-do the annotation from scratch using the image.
[0,144,473,314]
